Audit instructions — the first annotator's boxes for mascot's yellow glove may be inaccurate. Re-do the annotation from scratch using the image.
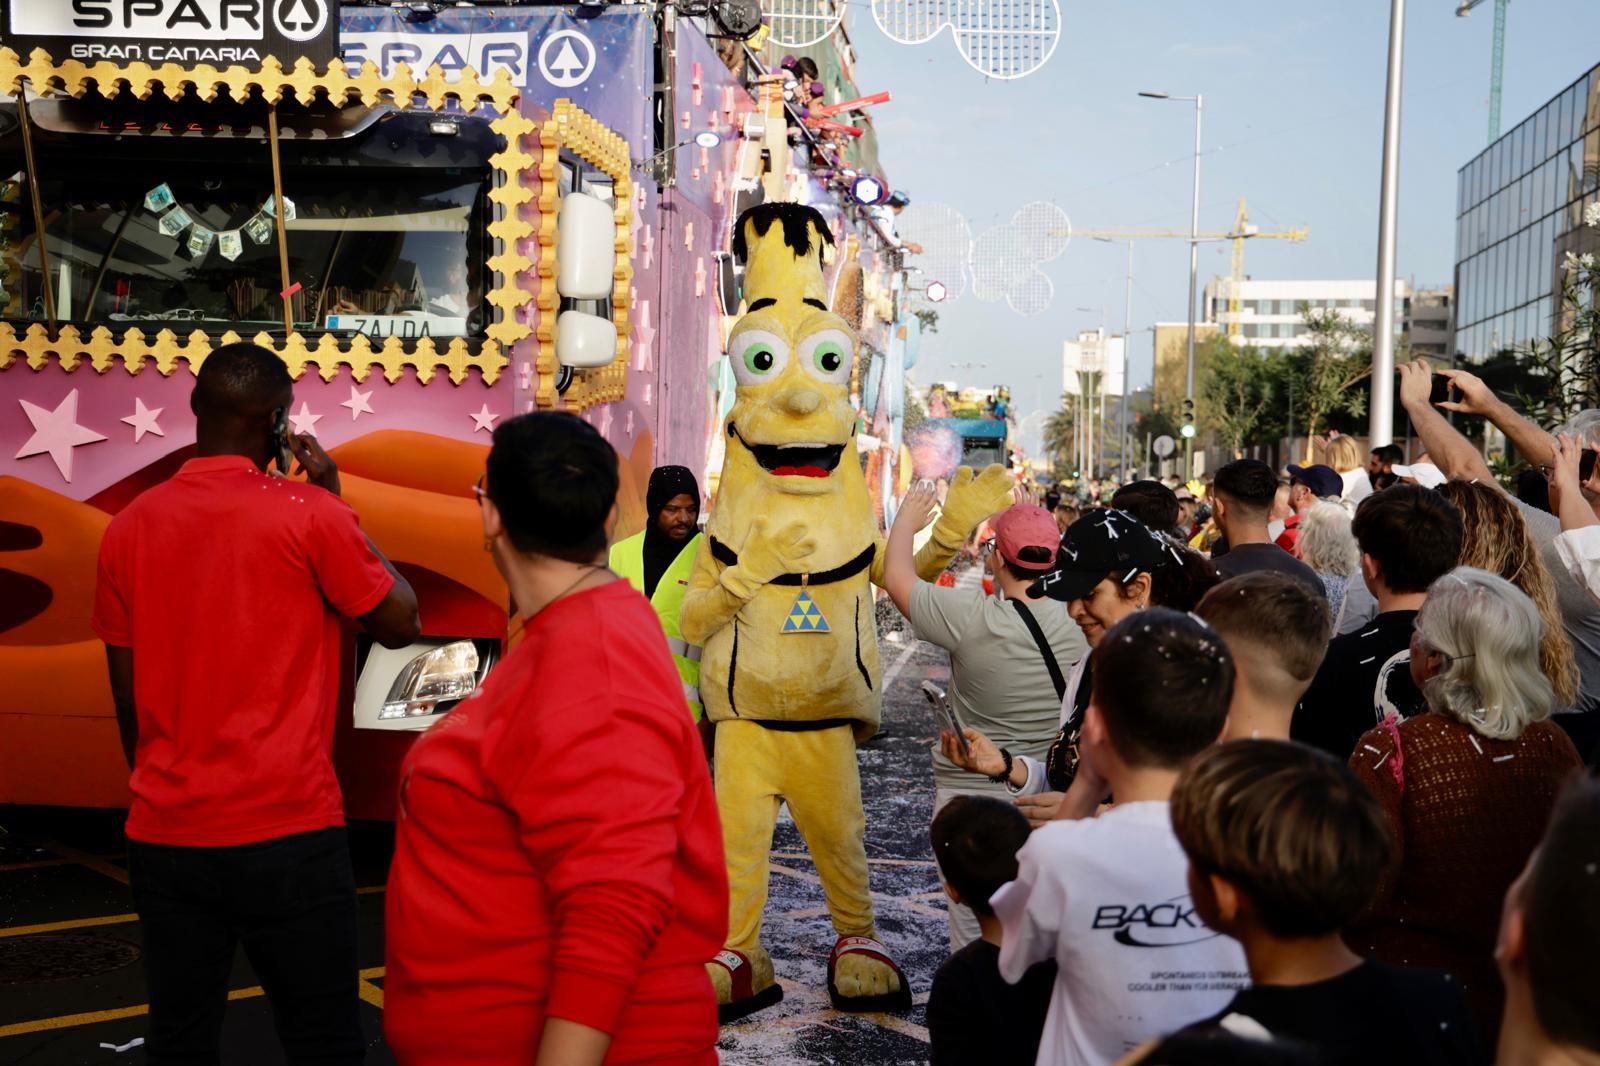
[719,517,818,601]
[922,463,1015,557]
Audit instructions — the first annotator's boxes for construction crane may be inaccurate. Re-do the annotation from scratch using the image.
[1051,198,1309,339]
[1457,0,1509,142]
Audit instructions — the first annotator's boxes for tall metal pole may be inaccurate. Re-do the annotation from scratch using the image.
[1184,95,1203,478]
[1121,240,1134,480]
[1369,0,1406,448]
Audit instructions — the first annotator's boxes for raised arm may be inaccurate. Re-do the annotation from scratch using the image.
[872,464,1016,587]
[1438,364,1559,469]
[880,482,939,616]
[1396,360,1495,484]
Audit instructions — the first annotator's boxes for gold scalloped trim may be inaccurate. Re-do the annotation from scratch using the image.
[530,99,634,412]
[0,47,517,114]
[0,322,507,385]
[0,62,530,387]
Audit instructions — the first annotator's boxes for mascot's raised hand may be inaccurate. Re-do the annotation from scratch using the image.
[713,517,816,602]
[684,203,1005,1022]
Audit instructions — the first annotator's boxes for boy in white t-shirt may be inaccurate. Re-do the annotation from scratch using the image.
[992,608,1250,1065]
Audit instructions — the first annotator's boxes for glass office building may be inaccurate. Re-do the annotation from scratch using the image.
[1454,65,1600,364]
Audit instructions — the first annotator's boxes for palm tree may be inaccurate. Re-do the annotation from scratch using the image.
[1042,398,1076,475]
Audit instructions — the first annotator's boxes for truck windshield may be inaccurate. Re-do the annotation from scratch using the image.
[0,96,496,342]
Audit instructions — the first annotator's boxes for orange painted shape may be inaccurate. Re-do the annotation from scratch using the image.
[327,431,490,500]
[0,477,110,645]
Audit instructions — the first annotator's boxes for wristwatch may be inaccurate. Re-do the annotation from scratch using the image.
[988,747,1014,785]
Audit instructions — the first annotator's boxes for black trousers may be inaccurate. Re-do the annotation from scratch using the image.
[126,826,365,1066]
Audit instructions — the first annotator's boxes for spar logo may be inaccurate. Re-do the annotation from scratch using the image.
[272,0,328,42]
[1091,894,1223,948]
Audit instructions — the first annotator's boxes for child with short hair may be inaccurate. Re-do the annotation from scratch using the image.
[1150,739,1484,1064]
[1195,572,1331,741]
[992,608,1250,1064]
[925,796,1055,1066]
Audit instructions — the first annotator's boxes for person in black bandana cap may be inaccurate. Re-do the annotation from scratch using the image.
[940,509,1218,824]
[610,466,706,723]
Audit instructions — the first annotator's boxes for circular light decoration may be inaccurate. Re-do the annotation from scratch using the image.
[694,130,724,149]
[925,280,949,303]
[871,0,1062,81]
[896,201,973,309]
[851,175,887,205]
[969,200,1069,316]
[765,0,847,48]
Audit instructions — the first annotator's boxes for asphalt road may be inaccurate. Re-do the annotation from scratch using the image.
[0,601,956,1065]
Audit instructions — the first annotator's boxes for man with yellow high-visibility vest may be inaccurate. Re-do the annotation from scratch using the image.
[610,465,705,723]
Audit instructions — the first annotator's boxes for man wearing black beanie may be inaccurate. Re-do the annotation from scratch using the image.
[611,466,706,722]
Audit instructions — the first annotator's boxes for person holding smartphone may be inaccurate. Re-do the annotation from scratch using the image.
[883,483,1083,950]
[93,343,420,1063]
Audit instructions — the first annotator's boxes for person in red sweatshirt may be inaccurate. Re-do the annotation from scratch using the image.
[384,411,727,1066]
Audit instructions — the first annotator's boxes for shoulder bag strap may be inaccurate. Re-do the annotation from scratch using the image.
[1010,599,1067,702]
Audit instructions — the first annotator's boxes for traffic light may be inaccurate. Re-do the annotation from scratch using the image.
[1180,398,1196,439]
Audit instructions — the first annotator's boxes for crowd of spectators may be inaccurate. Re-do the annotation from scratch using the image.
[94,342,1599,1065]
[893,355,1600,1065]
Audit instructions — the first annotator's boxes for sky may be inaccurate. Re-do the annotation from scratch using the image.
[846,1,1600,451]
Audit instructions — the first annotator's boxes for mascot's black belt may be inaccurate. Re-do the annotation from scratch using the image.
[709,538,875,585]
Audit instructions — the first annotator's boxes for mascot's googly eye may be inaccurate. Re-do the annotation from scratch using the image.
[798,330,854,385]
[730,330,792,386]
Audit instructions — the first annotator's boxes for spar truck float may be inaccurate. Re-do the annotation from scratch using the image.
[0,1,765,814]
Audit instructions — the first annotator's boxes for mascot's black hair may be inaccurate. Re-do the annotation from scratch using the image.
[732,203,834,268]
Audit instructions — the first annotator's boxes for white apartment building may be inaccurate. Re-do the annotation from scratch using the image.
[1202,278,1411,348]
[1061,328,1126,397]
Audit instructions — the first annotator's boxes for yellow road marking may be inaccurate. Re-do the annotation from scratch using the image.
[0,913,137,939]
[0,968,390,1039]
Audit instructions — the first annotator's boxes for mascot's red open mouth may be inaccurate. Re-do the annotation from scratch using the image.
[730,426,845,478]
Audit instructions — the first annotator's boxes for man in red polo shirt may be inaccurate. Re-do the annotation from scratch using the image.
[93,343,420,1064]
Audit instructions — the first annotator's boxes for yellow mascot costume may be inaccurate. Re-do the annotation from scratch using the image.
[682,203,1012,1019]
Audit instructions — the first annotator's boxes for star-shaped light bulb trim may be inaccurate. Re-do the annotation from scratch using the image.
[15,390,108,482]
[471,404,499,433]
[122,398,165,443]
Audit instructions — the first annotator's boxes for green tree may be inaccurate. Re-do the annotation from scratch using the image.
[1285,309,1372,462]
[1200,336,1276,458]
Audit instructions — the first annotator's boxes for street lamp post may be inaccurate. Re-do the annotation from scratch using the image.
[1369,0,1406,448]
[1097,237,1137,481]
[1139,90,1203,478]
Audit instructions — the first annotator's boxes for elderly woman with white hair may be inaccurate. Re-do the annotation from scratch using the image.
[1348,567,1581,1046]
[1295,500,1377,634]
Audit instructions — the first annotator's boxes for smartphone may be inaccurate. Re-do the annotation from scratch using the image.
[273,407,292,475]
[922,680,971,760]
[1429,373,1461,407]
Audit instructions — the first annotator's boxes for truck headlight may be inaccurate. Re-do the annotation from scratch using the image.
[379,640,480,720]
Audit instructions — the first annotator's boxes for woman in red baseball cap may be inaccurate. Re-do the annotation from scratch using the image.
[882,483,1086,950]
[940,508,1219,825]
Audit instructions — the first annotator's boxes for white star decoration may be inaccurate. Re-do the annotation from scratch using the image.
[641,225,655,270]
[121,397,165,443]
[685,222,696,251]
[340,386,374,421]
[15,390,107,481]
[593,405,613,438]
[695,258,707,297]
[288,401,322,436]
[471,404,498,433]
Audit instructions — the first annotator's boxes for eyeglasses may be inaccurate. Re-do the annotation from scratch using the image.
[980,538,997,557]
[472,474,487,500]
